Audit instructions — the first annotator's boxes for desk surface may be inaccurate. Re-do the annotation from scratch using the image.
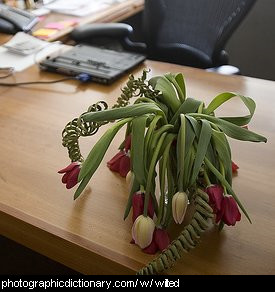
[0,0,144,43]
[0,61,275,274]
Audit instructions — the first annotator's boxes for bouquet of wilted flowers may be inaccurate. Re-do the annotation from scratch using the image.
[58,70,266,274]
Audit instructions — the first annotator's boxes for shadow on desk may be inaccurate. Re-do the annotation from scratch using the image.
[0,236,80,275]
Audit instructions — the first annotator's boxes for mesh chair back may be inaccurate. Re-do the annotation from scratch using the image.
[142,0,256,67]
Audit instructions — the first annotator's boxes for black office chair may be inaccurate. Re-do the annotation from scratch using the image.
[70,0,256,74]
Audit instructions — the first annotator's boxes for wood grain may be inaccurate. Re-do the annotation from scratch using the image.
[0,61,275,274]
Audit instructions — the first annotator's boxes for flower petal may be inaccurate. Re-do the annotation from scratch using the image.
[154,229,170,251]
[58,162,79,174]
[107,151,125,173]
[142,239,158,254]
[119,154,130,177]
[222,196,241,226]
[232,161,239,174]
[66,166,80,189]
[132,193,144,222]
[206,185,224,213]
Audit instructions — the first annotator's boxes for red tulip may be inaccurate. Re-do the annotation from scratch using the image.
[206,185,224,213]
[232,161,239,174]
[107,150,130,177]
[132,192,154,222]
[154,228,170,251]
[58,162,81,189]
[217,196,241,226]
[142,228,170,254]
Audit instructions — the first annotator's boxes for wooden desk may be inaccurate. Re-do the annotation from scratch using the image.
[0,62,275,274]
[0,0,144,43]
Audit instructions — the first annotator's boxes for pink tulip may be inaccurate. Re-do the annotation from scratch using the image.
[58,162,81,189]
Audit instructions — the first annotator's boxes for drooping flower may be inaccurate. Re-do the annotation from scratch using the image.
[232,161,239,174]
[217,196,241,226]
[132,215,155,249]
[142,228,171,254]
[172,191,189,224]
[58,162,81,189]
[206,185,224,213]
[107,151,130,177]
[132,192,154,222]
[154,228,170,251]
[107,135,131,177]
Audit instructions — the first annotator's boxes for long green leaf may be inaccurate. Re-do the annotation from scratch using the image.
[190,120,212,185]
[165,73,185,103]
[211,130,232,185]
[132,115,148,186]
[78,118,132,181]
[177,114,186,191]
[220,95,256,126]
[154,76,181,113]
[170,98,201,124]
[205,93,256,126]
[191,113,267,143]
[144,133,167,216]
[123,176,140,220]
[81,103,163,123]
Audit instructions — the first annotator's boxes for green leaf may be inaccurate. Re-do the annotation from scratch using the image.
[82,103,163,123]
[170,98,201,124]
[185,115,201,138]
[190,120,212,185]
[190,113,267,143]
[154,76,181,113]
[78,118,132,182]
[205,92,238,114]
[204,157,251,223]
[177,114,186,191]
[205,93,256,126]
[131,115,148,186]
[175,73,186,101]
[165,73,185,103]
[123,176,140,220]
[211,130,232,185]
[185,118,195,155]
[144,132,167,216]
[220,95,256,126]
[157,137,174,226]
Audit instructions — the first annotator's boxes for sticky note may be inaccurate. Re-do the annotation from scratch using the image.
[45,22,65,30]
[59,19,79,28]
[33,28,58,37]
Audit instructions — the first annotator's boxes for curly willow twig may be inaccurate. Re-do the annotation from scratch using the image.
[62,70,158,162]
[62,101,108,162]
[136,189,213,275]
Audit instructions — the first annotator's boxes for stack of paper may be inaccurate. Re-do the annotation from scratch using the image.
[44,0,112,17]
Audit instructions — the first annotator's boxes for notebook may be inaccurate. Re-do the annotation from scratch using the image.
[39,44,146,84]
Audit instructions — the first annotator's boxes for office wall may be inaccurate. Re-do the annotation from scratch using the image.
[225,0,275,81]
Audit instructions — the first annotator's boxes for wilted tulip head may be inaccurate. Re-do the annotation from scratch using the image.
[58,162,81,189]
[132,215,155,249]
[172,191,189,224]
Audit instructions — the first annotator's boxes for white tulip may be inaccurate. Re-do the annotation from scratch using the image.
[132,215,155,249]
[172,191,189,224]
